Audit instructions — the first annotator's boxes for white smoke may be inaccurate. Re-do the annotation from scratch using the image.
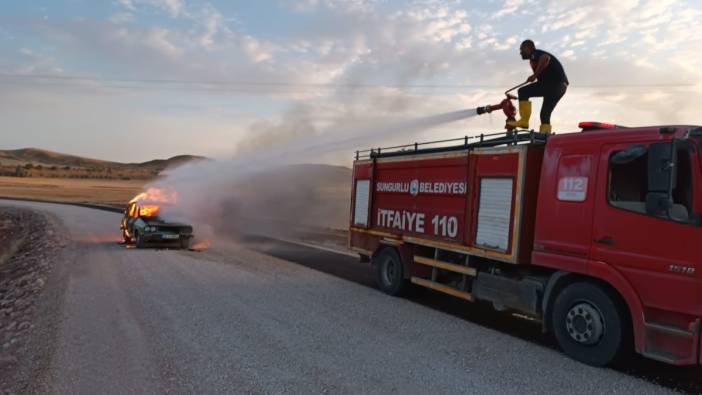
[150,108,480,243]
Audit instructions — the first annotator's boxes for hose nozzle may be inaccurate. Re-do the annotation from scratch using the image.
[476,105,493,115]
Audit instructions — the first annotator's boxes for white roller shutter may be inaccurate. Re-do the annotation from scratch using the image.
[353,180,370,226]
[476,178,513,251]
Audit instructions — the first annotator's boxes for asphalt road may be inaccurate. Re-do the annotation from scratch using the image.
[1,200,696,394]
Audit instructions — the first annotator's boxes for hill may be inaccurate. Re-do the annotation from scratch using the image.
[0,148,116,168]
[133,154,207,170]
[0,148,206,179]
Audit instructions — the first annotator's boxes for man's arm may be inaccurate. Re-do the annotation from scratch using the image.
[527,53,551,82]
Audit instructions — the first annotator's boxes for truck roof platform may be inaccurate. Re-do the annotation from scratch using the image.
[354,130,548,160]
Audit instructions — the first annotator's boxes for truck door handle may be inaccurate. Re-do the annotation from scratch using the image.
[594,236,616,245]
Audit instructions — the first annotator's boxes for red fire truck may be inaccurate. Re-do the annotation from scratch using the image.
[349,123,702,366]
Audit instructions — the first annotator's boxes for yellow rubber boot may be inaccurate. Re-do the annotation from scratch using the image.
[539,124,552,134]
[506,100,531,129]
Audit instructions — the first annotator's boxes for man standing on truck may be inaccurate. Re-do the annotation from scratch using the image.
[507,39,569,134]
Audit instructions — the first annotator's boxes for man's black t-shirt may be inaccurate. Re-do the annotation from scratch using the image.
[530,49,568,85]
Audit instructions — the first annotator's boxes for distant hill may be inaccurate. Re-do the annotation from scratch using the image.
[0,148,205,170]
[135,155,207,169]
[0,148,206,179]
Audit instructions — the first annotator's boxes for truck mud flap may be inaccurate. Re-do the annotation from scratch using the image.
[473,273,544,316]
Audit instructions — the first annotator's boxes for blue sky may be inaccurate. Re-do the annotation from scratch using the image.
[1,0,701,162]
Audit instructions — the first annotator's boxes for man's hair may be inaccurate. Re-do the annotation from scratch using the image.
[521,39,535,49]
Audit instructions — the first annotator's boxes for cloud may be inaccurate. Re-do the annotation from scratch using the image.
[109,12,135,24]
[561,49,575,59]
[288,0,378,14]
[493,0,525,18]
[196,5,227,49]
[118,0,185,18]
[493,35,518,50]
[143,27,183,58]
[14,47,60,74]
[160,0,185,17]
[117,0,136,11]
[3,0,702,163]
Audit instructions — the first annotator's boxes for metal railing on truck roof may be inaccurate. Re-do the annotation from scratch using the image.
[354,130,548,160]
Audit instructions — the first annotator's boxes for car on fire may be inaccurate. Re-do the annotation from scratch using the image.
[120,199,194,249]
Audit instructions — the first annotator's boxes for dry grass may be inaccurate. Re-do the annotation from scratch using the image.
[0,166,157,179]
[0,176,147,207]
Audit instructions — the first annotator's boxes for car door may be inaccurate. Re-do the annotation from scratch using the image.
[121,203,132,231]
[126,203,139,234]
[590,140,702,314]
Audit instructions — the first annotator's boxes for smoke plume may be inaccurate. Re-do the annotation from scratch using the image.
[150,108,479,244]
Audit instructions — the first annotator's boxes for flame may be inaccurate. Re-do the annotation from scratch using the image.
[129,187,178,218]
[129,192,148,204]
[129,187,179,205]
[139,205,161,217]
[191,241,211,251]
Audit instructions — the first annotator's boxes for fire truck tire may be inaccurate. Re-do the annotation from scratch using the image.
[375,248,409,296]
[552,282,630,367]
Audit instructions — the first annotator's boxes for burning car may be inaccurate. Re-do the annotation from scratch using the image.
[120,188,194,249]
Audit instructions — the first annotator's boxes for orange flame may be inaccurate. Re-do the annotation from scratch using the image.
[129,187,179,205]
[139,205,161,217]
[129,192,148,204]
[129,187,178,218]
[191,241,211,251]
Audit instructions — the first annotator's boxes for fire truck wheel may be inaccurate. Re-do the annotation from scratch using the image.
[552,282,630,367]
[375,248,408,296]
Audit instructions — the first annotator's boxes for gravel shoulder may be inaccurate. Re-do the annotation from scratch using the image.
[0,207,68,393]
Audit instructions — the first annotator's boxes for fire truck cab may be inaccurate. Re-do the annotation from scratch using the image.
[349,125,702,367]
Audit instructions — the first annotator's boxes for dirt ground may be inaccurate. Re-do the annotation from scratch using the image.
[0,177,146,207]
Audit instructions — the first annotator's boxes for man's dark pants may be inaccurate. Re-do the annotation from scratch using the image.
[518,81,568,124]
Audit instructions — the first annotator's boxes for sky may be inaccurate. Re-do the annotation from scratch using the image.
[1,0,701,163]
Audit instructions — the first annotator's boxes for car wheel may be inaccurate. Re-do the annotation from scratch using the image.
[180,237,191,250]
[552,282,631,366]
[374,248,408,296]
[135,232,145,249]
